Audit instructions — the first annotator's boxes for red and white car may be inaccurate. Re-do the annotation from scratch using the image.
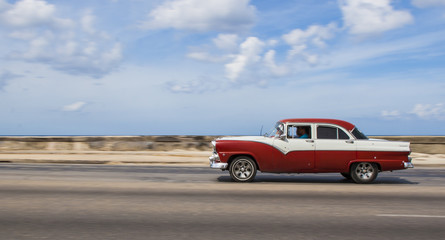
[209,118,413,184]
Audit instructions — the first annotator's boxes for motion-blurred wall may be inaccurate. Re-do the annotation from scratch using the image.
[0,136,444,154]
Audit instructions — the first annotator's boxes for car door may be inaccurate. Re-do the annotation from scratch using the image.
[272,124,315,172]
[314,124,356,171]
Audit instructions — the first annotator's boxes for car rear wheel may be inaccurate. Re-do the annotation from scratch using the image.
[229,156,257,182]
[350,162,378,184]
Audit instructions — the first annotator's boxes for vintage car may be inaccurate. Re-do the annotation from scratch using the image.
[209,118,413,184]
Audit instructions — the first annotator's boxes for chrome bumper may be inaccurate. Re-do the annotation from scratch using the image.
[403,161,414,168]
[403,157,414,168]
[209,153,228,170]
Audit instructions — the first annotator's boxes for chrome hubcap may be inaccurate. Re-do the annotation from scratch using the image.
[233,160,253,179]
[355,163,374,179]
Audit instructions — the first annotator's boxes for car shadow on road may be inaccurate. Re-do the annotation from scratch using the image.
[217,174,418,184]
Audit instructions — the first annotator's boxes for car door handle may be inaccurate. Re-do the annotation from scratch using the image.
[305,140,314,143]
[345,140,354,144]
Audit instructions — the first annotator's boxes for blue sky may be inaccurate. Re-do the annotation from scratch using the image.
[0,0,444,136]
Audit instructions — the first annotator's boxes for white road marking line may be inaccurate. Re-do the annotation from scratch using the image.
[377,214,445,218]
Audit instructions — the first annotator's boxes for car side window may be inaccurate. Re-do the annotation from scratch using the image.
[287,126,296,138]
[338,128,350,139]
[287,125,311,139]
[317,126,350,139]
[317,126,337,139]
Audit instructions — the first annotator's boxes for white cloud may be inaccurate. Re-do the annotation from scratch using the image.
[0,0,72,28]
[62,101,86,112]
[267,39,278,47]
[283,23,337,48]
[81,9,96,35]
[166,76,222,94]
[185,7,444,91]
[412,0,445,8]
[186,51,226,63]
[212,34,239,52]
[186,34,239,63]
[0,0,54,27]
[83,41,97,55]
[316,30,445,72]
[0,0,122,78]
[304,54,318,65]
[186,34,240,63]
[381,103,445,120]
[287,45,306,59]
[141,0,256,32]
[339,0,413,35]
[381,110,401,119]
[410,103,445,119]
[282,23,337,60]
[22,35,50,59]
[8,29,36,40]
[168,81,206,93]
[263,50,288,76]
[225,37,265,81]
[102,43,122,63]
[186,36,288,89]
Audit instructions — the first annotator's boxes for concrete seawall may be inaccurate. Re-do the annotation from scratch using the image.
[370,136,445,154]
[0,136,215,152]
[0,136,444,154]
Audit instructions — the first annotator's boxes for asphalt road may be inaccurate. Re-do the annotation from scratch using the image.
[1,164,445,240]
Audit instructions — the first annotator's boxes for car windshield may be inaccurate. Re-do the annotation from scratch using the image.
[351,128,368,140]
[264,122,284,137]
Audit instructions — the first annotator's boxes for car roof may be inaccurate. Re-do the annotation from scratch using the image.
[279,118,356,131]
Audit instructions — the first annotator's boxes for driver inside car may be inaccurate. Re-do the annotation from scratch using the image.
[297,126,309,138]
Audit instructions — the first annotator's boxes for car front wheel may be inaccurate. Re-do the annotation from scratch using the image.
[229,156,257,182]
[350,162,378,184]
